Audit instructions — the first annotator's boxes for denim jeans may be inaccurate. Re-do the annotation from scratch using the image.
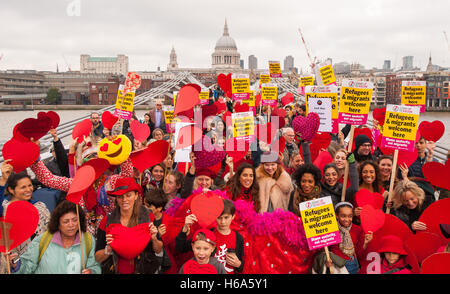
[345,255,359,274]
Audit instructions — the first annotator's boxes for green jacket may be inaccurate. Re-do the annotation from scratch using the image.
[14,231,101,274]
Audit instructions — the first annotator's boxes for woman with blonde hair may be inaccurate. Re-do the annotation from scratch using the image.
[389,180,432,232]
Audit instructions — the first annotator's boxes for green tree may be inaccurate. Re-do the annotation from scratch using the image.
[46,87,61,104]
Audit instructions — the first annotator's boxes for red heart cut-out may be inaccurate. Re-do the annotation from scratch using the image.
[373,107,386,126]
[405,232,446,263]
[421,253,450,274]
[360,205,385,234]
[256,123,277,145]
[225,137,249,164]
[2,139,40,173]
[175,125,203,150]
[292,112,320,142]
[0,201,39,252]
[112,138,122,145]
[313,151,333,175]
[214,100,227,114]
[72,119,93,143]
[12,124,29,142]
[17,116,52,141]
[174,85,200,115]
[107,223,151,260]
[130,120,150,143]
[66,165,96,204]
[234,102,250,113]
[217,73,232,93]
[38,111,60,129]
[129,140,169,173]
[182,259,217,274]
[101,111,119,130]
[422,161,450,191]
[190,191,225,228]
[81,158,110,179]
[281,93,294,106]
[418,198,450,239]
[419,120,445,142]
[355,189,385,210]
[311,132,331,151]
[255,94,262,107]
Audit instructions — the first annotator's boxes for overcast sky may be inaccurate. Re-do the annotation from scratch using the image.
[1,0,449,73]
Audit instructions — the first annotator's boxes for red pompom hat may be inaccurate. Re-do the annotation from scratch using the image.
[377,235,408,256]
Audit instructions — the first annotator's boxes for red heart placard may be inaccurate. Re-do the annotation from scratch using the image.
[360,205,385,234]
[17,116,52,141]
[101,111,119,130]
[66,165,96,204]
[422,161,450,191]
[419,120,445,142]
[177,162,192,176]
[281,93,294,106]
[217,73,232,94]
[38,111,60,129]
[130,140,169,173]
[72,119,92,143]
[130,120,150,143]
[0,201,39,252]
[174,85,200,115]
[256,122,277,145]
[234,102,250,113]
[175,125,203,150]
[2,139,40,173]
[224,137,249,164]
[311,132,331,151]
[107,223,151,260]
[421,253,450,274]
[255,94,262,107]
[12,124,29,142]
[182,259,217,274]
[372,107,386,126]
[313,151,333,174]
[418,198,450,239]
[214,100,227,114]
[81,158,110,179]
[355,189,385,210]
[190,191,224,228]
[405,232,446,263]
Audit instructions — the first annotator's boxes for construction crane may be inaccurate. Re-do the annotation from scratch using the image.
[444,31,450,53]
[62,54,72,72]
[298,27,317,72]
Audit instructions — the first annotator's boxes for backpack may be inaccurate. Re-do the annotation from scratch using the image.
[38,231,92,263]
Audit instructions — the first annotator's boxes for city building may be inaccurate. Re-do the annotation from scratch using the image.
[402,56,414,70]
[240,59,244,69]
[167,46,178,71]
[211,20,241,69]
[385,73,424,105]
[284,55,294,72]
[383,60,391,70]
[423,72,450,108]
[80,54,129,75]
[249,55,257,70]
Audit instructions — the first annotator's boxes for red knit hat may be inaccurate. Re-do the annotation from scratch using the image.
[196,168,216,179]
[107,176,143,196]
[377,235,408,255]
[192,229,216,245]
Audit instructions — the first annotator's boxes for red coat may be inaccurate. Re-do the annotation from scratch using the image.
[379,257,412,274]
[329,224,366,262]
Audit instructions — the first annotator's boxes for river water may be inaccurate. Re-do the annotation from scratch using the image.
[1,110,449,149]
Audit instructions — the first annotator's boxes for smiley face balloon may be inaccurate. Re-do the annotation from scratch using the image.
[97,135,132,165]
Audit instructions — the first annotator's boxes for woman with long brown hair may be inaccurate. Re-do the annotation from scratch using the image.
[225,163,261,212]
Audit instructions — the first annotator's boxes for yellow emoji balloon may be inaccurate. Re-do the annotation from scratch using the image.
[97,134,132,165]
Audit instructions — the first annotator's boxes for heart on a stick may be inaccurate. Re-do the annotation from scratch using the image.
[106,223,151,260]
[419,120,445,142]
[281,93,294,106]
[234,102,250,113]
[355,189,385,210]
[418,198,450,239]
[190,191,224,228]
[421,253,450,274]
[224,137,249,164]
[38,111,60,129]
[175,125,202,150]
[2,138,40,173]
[17,116,52,141]
[66,165,96,204]
[101,111,119,130]
[372,107,386,126]
[422,161,450,191]
[72,119,92,143]
[217,73,232,94]
[0,201,39,252]
[360,205,385,234]
[182,259,217,274]
[405,232,446,263]
[130,140,169,173]
[174,84,200,115]
[256,122,277,145]
[130,120,150,142]
[292,112,320,142]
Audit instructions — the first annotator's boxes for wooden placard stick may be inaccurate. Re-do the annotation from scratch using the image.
[0,222,12,274]
[324,246,334,274]
[340,125,355,202]
[75,205,86,271]
[162,132,173,191]
[385,149,399,215]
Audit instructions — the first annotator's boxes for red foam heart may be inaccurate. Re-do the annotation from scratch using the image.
[100,143,109,152]
[311,132,331,151]
[313,151,333,175]
[255,94,262,107]
[271,107,286,118]
[130,120,150,143]
[66,165,96,204]
[81,158,110,179]
[419,120,445,142]
[2,139,40,173]
[225,137,249,164]
[355,189,385,210]
[217,73,232,93]
[352,128,373,151]
[214,100,227,114]
[17,116,52,141]
[101,111,119,130]
[281,93,294,106]
[12,124,29,142]
[422,161,450,191]
[182,259,217,274]
[107,223,151,260]
[372,107,386,126]
[130,140,169,173]
[72,119,92,143]
[234,102,250,113]
[190,191,224,228]
[256,122,277,144]
[292,112,320,142]
[360,205,385,234]
[419,198,450,239]
[175,125,203,150]
[38,111,60,129]
[405,232,447,263]
[0,201,39,252]
[177,162,192,176]
[112,137,122,145]
[421,253,450,274]
[174,85,200,115]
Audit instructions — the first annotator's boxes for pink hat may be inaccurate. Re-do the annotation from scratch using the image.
[377,235,408,256]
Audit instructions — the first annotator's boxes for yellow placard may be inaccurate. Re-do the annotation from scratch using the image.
[305,92,339,119]
[339,87,372,115]
[115,87,135,112]
[319,64,336,85]
[232,112,255,138]
[383,107,419,141]
[300,76,315,87]
[300,202,338,239]
[231,75,250,100]
[269,61,282,78]
[401,85,426,106]
[261,84,277,101]
[164,110,174,125]
[242,90,255,107]
[172,91,178,106]
[259,74,271,85]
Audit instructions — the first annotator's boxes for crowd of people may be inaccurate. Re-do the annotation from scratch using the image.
[0,91,449,275]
